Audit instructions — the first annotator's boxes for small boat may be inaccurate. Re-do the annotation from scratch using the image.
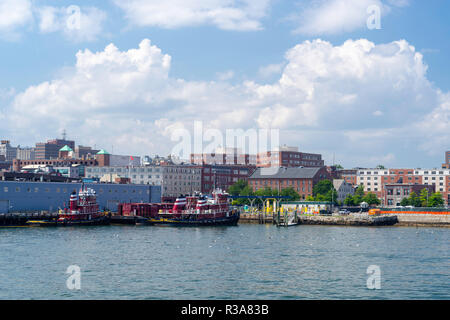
[146,189,240,226]
[27,185,110,227]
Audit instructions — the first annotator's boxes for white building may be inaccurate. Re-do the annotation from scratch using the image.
[85,165,202,197]
[333,179,355,203]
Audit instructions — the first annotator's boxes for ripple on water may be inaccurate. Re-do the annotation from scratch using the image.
[0,225,448,299]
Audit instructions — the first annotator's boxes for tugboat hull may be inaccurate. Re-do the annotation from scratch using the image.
[27,216,110,227]
[146,212,240,227]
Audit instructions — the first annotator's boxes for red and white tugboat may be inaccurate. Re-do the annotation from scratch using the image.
[147,189,239,226]
[27,185,110,226]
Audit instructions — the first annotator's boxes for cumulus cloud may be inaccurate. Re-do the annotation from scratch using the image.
[114,0,270,31]
[292,0,408,35]
[5,38,449,167]
[0,0,33,40]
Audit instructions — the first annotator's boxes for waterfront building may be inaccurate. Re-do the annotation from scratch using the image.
[0,181,161,213]
[333,179,355,203]
[355,168,450,205]
[248,166,331,200]
[384,184,435,207]
[200,164,256,194]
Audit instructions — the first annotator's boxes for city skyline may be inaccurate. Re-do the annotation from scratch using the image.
[0,1,449,169]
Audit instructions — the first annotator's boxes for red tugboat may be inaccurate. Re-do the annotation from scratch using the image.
[27,186,110,226]
[147,189,240,226]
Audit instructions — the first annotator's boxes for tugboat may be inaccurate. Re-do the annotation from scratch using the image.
[27,185,111,227]
[147,189,240,226]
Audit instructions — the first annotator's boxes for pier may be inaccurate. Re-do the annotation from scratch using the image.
[240,212,399,227]
[0,212,58,226]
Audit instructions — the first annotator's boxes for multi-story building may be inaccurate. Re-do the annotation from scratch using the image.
[75,146,99,159]
[190,147,256,166]
[191,146,324,168]
[384,184,435,207]
[85,165,203,198]
[248,166,331,200]
[16,147,35,160]
[35,138,75,160]
[443,151,450,169]
[256,146,324,168]
[200,164,256,194]
[355,168,450,205]
[0,140,17,161]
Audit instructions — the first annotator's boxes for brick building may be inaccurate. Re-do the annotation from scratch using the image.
[35,139,75,160]
[384,184,435,207]
[443,151,450,169]
[256,146,324,168]
[200,164,256,194]
[248,166,330,200]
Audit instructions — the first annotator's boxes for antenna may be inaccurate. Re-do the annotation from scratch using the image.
[62,129,67,140]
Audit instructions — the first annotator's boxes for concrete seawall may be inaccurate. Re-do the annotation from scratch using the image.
[384,214,450,227]
[240,212,450,227]
[297,215,398,226]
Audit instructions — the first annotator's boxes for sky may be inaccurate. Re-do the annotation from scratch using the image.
[0,0,449,169]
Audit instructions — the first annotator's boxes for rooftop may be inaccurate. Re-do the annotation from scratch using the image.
[59,145,73,152]
[249,167,322,179]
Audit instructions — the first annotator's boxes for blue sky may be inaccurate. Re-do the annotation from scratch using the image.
[0,0,449,168]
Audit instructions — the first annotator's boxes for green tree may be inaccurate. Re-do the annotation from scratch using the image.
[419,188,430,207]
[428,192,444,207]
[344,194,354,206]
[313,180,334,197]
[408,191,421,207]
[362,192,381,206]
[280,187,300,201]
[400,197,410,206]
[335,164,344,170]
[376,165,386,169]
[228,179,248,196]
[306,195,315,201]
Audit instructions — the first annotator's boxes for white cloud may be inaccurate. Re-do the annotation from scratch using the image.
[258,63,284,79]
[5,38,449,167]
[114,0,270,31]
[0,0,32,39]
[37,6,106,42]
[292,0,408,35]
[216,70,235,81]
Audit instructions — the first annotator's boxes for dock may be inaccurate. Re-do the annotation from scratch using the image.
[0,212,58,226]
[240,212,398,227]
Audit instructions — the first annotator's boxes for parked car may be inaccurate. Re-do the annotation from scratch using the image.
[339,209,351,215]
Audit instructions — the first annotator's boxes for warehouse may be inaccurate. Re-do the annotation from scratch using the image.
[0,181,161,213]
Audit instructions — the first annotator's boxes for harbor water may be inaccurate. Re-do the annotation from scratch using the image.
[0,224,448,299]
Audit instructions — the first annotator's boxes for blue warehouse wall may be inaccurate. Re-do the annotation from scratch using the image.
[0,181,161,213]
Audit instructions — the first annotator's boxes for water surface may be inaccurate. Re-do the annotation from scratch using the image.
[0,224,448,299]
